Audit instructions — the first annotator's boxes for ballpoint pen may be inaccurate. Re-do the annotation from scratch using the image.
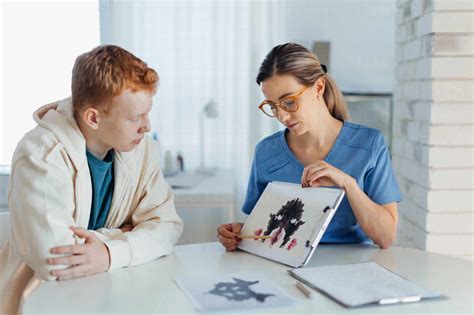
[295,281,313,298]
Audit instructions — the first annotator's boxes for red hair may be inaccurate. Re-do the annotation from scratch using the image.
[71,45,159,116]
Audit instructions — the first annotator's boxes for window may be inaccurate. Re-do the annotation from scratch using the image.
[0,1,99,165]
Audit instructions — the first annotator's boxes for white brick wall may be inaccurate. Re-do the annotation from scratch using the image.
[429,34,474,56]
[394,0,474,260]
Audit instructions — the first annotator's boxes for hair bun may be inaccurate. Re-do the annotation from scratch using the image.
[321,64,328,73]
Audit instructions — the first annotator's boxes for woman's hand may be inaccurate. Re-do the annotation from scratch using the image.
[303,161,398,249]
[301,161,355,190]
[217,222,243,251]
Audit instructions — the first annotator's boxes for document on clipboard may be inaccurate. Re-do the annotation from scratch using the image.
[237,181,345,268]
[288,262,443,308]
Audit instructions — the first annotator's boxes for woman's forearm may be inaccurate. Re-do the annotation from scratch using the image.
[343,178,398,249]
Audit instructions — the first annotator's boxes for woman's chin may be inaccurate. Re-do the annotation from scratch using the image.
[289,125,307,136]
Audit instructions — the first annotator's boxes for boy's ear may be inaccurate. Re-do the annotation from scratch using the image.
[82,107,101,130]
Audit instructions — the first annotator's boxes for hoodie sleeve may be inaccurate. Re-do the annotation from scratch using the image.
[103,141,183,270]
[90,228,123,241]
[8,153,77,281]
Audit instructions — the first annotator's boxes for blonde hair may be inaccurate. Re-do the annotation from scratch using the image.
[256,43,349,121]
[71,45,159,116]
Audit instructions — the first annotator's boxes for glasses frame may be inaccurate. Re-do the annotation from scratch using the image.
[258,85,309,117]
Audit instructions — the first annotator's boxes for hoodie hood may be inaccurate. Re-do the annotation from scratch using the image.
[32,97,136,173]
[33,97,87,171]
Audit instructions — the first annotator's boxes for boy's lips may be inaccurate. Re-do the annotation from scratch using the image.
[133,137,143,144]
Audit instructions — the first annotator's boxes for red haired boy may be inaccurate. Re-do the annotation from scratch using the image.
[0,45,183,314]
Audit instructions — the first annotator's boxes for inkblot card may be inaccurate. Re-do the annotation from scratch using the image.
[238,181,345,267]
[175,273,294,312]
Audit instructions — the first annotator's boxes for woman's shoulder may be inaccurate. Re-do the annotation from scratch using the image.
[254,129,286,160]
[342,121,386,151]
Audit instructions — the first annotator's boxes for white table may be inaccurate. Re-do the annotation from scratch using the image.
[23,242,474,314]
[169,169,235,221]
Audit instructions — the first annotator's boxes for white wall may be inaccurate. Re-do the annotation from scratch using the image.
[0,0,99,165]
[282,0,396,93]
[393,0,474,260]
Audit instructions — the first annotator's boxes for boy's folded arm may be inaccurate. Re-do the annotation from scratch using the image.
[8,157,78,281]
[104,167,183,270]
[91,228,124,241]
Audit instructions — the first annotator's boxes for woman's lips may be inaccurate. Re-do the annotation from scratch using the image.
[287,122,299,129]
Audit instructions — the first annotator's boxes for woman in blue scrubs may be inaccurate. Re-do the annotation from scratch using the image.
[218,43,401,251]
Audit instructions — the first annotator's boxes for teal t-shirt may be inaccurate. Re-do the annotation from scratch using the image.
[86,149,114,230]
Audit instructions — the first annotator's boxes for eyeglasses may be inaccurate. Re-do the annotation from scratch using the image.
[258,85,309,117]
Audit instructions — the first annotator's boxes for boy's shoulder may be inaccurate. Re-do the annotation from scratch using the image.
[12,125,64,165]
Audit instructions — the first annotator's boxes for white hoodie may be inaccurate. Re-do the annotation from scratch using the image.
[0,97,183,314]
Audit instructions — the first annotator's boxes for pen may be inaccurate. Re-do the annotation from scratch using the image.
[239,235,272,239]
[295,281,313,298]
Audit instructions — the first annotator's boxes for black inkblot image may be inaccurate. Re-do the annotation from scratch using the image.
[263,198,306,248]
[207,278,274,303]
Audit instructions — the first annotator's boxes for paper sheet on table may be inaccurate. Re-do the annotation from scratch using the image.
[289,262,442,307]
[175,272,294,311]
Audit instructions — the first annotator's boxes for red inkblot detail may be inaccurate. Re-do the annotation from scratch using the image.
[287,238,297,250]
[271,228,283,245]
[253,228,262,240]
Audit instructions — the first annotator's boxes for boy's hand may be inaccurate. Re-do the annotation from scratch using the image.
[47,227,111,280]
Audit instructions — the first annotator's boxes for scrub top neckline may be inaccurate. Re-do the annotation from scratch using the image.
[278,121,348,170]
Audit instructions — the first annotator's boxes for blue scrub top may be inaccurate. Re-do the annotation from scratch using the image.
[242,121,402,244]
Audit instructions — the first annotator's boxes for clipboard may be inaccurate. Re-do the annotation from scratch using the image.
[237,181,345,268]
[288,262,443,307]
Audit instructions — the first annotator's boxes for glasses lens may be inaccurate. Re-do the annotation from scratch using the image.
[261,103,277,117]
[281,98,298,112]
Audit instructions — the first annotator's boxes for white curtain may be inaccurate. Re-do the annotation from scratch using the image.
[99,0,284,208]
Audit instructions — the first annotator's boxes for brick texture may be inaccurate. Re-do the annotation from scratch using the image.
[394,0,473,259]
